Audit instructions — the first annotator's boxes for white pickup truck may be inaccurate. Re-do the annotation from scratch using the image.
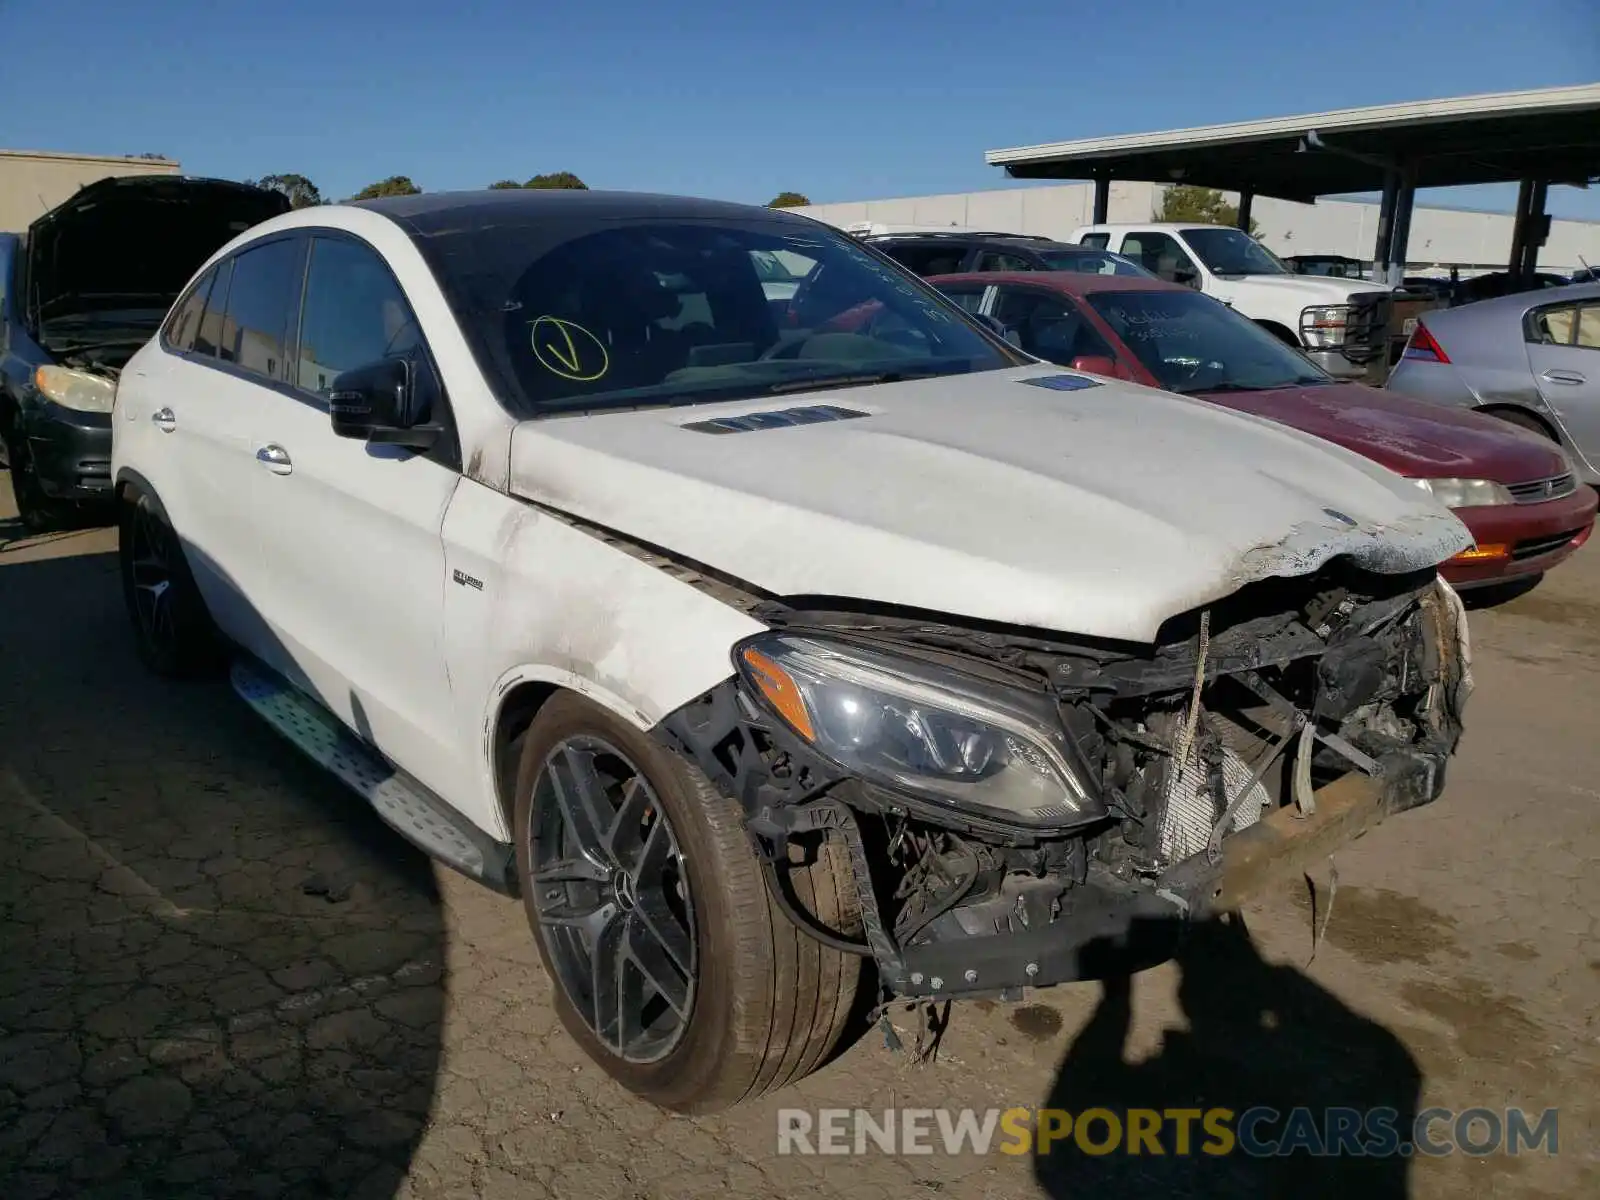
[1070,223,1393,380]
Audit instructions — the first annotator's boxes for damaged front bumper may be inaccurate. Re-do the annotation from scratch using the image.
[659,570,1472,1004]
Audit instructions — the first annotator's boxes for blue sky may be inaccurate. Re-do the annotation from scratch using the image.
[6,0,1598,216]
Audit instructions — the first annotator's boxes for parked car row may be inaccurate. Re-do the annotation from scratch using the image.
[858,222,1398,382]
[0,179,1575,1116]
[921,270,1595,589]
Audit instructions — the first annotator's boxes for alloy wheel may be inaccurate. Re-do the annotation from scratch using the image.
[128,501,178,655]
[529,737,697,1064]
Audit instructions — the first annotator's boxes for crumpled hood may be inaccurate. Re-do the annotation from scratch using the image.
[509,366,1472,643]
[1194,381,1572,484]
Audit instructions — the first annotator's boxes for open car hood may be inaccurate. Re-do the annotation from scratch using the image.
[25,175,290,331]
[508,366,1472,643]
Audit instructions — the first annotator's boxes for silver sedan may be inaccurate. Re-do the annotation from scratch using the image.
[1386,281,1600,485]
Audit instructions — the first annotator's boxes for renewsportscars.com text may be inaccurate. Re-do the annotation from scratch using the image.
[777,1106,1559,1158]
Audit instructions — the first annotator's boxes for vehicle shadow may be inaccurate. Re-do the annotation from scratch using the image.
[1459,574,1543,610]
[0,545,446,1199]
[1033,910,1420,1199]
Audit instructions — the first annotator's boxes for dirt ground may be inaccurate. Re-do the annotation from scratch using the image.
[2,483,1596,1199]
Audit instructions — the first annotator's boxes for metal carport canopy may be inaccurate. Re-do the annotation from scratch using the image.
[984,84,1600,202]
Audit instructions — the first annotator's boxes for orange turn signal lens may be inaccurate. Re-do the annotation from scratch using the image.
[739,647,815,741]
[1450,543,1510,562]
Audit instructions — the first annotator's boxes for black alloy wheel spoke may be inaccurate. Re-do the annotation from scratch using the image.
[530,736,697,1063]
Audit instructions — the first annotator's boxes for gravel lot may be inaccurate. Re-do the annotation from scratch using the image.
[2,482,1595,1199]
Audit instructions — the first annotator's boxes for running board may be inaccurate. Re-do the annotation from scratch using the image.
[230,659,517,895]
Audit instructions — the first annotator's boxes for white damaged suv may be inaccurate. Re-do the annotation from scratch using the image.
[110,190,1474,1112]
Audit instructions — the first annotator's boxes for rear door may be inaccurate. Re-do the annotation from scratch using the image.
[133,238,305,645]
[246,231,466,803]
[1526,299,1600,468]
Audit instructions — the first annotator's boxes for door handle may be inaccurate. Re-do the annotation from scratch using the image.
[151,407,176,433]
[256,444,293,475]
[1541,369,1585,385]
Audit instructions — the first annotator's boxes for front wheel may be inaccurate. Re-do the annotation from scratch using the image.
[4,426,71,533]
[513,692,861,1112]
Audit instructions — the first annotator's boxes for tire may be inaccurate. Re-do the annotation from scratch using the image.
[3,424,71,533]
[513,692,861,1113]
[118,486,224,678]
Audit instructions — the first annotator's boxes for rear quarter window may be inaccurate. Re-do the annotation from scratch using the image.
[161,266,218,353]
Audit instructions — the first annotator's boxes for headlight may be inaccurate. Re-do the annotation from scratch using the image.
[734,634,1102,829]
[1299,304,1353,348]
[35,365,117,414]
[1412,477,1514,507]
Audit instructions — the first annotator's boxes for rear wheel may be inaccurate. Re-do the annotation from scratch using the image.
[513,692,861,1112]
[118,487,223,678]
[1485,408,1555,441]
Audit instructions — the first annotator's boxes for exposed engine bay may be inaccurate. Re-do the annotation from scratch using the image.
[659,559,1471,1003]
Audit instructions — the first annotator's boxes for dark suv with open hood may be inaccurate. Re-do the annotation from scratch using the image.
[0,175,288,529]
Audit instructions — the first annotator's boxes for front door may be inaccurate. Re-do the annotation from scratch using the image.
[1526,299,1600,475]
[245,232,466,803]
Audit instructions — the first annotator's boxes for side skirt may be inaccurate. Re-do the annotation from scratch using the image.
[230,658,518,895]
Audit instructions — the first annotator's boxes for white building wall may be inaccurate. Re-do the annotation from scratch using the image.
[796,183,1600,274]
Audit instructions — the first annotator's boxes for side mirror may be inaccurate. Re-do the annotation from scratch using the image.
[974,313,1007,337]
[1173,266,1200,289]
[328,357,439,451]
[1070,355,1122,379]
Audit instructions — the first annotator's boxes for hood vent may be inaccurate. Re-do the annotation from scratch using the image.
[1019,374,1103,392]
[682,404,870,435]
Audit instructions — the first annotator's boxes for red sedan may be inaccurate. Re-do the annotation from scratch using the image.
[929,271,1596,589]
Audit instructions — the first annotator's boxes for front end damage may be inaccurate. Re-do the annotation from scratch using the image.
[658,560,1471,1003]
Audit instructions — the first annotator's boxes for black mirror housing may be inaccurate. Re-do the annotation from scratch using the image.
[329,357,439,451]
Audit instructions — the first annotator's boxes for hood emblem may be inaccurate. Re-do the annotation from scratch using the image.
[1322,508,1359,527]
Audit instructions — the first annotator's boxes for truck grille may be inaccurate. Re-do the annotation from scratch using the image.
[1340,292,1392,363]
[1506,473,1577,504]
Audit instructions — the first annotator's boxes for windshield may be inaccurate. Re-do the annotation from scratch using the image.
[1085,289,1329,395]
[1036,249,1153,278]
[1181,227,1289,276]
[412,218,1021,416]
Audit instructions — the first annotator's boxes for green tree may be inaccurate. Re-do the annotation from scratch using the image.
[767,191,811,208]
[1158,185,1258,235]
[523,172,588,190]
[349,175,422,201]
[488,179,523,189]
[247,173,322,208]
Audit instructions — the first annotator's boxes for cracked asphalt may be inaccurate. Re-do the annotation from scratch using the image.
[2,481,1596,1199]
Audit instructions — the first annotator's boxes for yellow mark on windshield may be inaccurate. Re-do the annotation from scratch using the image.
[531,316,609,381]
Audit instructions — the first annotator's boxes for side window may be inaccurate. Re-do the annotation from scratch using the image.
[975,250,1033,272]
[1578,306,1600,349]
[937,286,987,314]
[877,244,966,277]
[1120,232,1199,283]
[1078,232,1111,251]
[0,238,13,323]
[991,287,1116,366]
[218,239,304,380]
[193,259,234,358]
[1530,303,1597,347]
[161,265,217,353]
[297,237,426,397]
